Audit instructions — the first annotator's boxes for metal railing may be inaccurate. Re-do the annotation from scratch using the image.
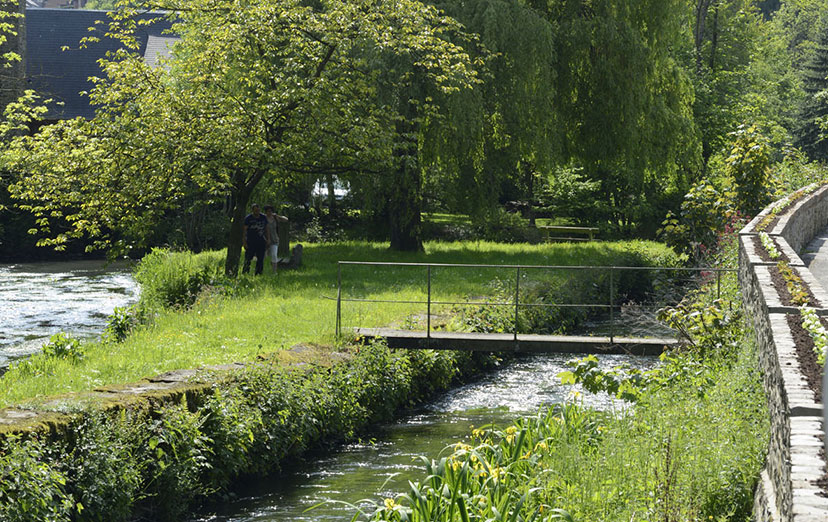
[335,262,736,342]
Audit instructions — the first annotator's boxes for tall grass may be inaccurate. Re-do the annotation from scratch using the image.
[0,240,677,408]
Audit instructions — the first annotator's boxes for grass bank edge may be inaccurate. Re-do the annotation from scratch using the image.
[0,342,507,521]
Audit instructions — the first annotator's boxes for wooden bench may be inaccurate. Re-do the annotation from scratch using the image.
[537,225,599,242]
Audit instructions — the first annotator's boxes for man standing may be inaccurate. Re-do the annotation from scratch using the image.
[242,203,268,275]
[264,205,289,274]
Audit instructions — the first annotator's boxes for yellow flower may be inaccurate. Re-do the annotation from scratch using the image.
[505,426,518,435]
[384,498,396,509]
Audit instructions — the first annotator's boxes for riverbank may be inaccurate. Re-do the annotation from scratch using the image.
[0,239,680,521]
[0,260,138,369]
[356,232,769,521]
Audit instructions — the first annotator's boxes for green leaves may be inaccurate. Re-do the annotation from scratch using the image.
[3,0,479,264]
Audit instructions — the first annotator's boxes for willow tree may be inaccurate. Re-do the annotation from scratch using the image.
[517,0,700,233]
[352,0,558,245]
[426,0,559,221]
[2,0,478,273]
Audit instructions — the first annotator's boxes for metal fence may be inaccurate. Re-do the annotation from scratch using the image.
[335,261,736,341]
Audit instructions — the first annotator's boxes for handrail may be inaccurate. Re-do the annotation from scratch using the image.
[335,262,736,343]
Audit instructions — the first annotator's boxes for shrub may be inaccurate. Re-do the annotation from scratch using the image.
[0,435,76,522]
[68,412,143,522]
[471,208,541,243]
[41,332,85,362]
[133,248,225,312]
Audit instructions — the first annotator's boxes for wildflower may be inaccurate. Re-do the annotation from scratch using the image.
[384,498,396,509]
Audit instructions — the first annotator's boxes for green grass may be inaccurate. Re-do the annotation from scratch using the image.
[0,240,677,408]
[422,212,473,226]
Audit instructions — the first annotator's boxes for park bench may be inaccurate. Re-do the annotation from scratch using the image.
[536,225,599,242]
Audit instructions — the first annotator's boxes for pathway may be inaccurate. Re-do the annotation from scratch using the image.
[802,223,828,291]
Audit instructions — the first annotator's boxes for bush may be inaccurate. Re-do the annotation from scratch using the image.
[41,332,84,362]
[133,248,225,312]
[0,436,76,522]
[472,209,541,243]
[69,413,143,522]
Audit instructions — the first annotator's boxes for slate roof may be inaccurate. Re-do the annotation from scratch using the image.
[26,8,173,119]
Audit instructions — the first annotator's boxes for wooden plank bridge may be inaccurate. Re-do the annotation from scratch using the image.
[354,328,679,356]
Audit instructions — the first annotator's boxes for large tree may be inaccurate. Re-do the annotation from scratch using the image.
[2,0,478,273]
[527,0,700,232]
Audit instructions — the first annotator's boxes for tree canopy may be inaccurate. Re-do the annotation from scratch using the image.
[2,0,479,273]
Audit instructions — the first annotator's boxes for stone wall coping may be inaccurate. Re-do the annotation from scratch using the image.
[772,184,828,238]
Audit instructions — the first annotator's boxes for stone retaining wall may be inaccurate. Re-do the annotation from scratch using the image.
[740,184,828,521]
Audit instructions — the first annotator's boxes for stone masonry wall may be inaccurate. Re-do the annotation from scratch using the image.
[741,184,828,522]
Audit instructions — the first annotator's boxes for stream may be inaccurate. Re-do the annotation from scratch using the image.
[0,260,139,368]
[194,352,655,522]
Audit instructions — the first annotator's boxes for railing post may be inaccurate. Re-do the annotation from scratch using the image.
[336,262,342,338]
[609,267,615,344]
[514,266,520,343]
[427,265,432,341]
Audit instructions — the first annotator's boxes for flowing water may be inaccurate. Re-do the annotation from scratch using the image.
[0,260,139,368]
[194,352,655,522]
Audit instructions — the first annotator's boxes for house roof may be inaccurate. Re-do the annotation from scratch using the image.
[26,8,174,119]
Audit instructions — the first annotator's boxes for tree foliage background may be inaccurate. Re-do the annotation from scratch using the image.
[2,0,828,263]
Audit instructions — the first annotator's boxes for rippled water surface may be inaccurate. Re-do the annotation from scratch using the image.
[195,353,655,522]
[0,260,139,367]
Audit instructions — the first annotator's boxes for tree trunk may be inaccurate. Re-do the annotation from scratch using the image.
[694,0,712,73]
[709,4,719,72]
[389,98,423,252]
[326,173,336,215]
[224,188,251,276]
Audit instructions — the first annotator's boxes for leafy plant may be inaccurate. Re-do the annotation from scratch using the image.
[103,306,138,343]
[42,332,84,362]
[777,261,811,306]
[0,435,77,522]
[759,232,781,259]
[799,306,828,366]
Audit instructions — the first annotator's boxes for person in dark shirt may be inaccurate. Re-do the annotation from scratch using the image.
[242,203,268,275]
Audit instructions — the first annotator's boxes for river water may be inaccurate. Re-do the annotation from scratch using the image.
[194,352,654,522]
[0,260,139,367]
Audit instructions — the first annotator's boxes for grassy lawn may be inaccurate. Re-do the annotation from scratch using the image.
[0,240,676,408]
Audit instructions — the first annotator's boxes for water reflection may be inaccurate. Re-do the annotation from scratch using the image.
[0,260,139,367]
[195,353,654,522]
